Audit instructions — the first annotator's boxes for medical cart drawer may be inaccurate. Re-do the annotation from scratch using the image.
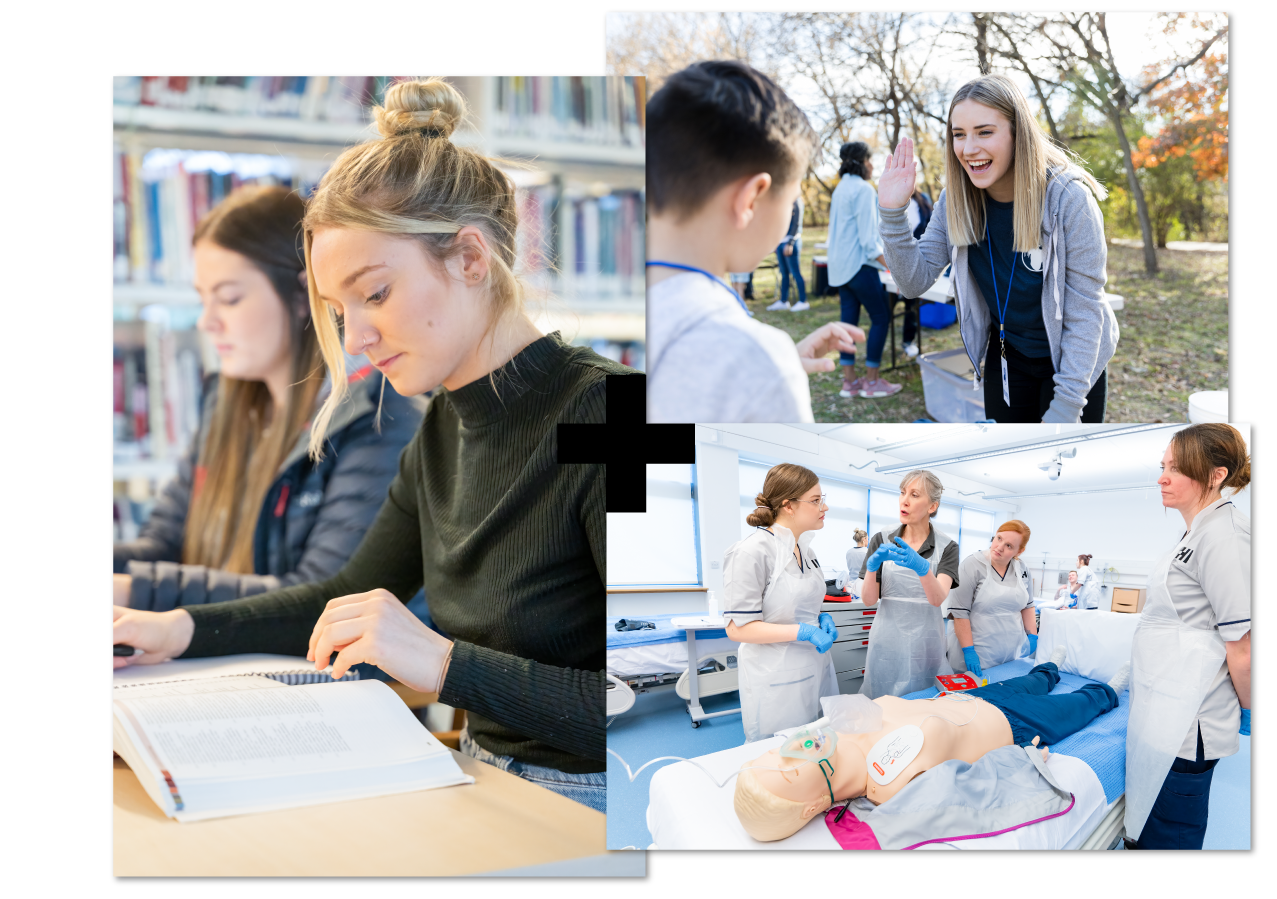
[1110,587,1147,614]
[836,623,875,641]
[836,667,865,695]
[831,643,868,673]
[824,607,876,626]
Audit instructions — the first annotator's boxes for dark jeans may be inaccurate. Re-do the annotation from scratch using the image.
[1132,727,1218,850]
[837,264,888,366]
[982,330,1107,423]
[776,241,807,305]
[967,662,1119,746]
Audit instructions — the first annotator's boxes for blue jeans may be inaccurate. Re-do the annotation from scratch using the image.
[836,264,888,366]
[776,240,806,305]
[1133,726,1218,849]
[460,728,606,813]
[967,662,1119,746]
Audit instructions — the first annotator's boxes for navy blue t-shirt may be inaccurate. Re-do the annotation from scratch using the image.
[969,197,1050,358]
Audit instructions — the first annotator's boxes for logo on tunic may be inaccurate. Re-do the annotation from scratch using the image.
[1175,547,1194,563]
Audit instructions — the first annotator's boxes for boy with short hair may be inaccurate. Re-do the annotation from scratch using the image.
[647,60,863,423]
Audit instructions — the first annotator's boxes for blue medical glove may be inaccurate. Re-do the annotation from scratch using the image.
[865,542,893,572]
[1027,634,1038,657]
[962,646,984,679]
[1240,708,1250,736]
[819,613,838,641]
[797,622,834,653]
[887,537,931,576]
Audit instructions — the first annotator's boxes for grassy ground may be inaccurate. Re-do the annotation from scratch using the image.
[747,229,1228,423]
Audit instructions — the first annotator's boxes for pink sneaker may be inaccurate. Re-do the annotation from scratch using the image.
[858,377,902,399]
[839,377,865,399]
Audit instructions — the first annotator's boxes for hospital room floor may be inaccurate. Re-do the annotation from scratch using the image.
[607,686,746,849]
[606,689,1251,851]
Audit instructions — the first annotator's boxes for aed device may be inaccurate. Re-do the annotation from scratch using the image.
[935,673,986,692]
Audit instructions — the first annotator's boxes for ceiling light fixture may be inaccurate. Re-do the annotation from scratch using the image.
[872,423,1181,474]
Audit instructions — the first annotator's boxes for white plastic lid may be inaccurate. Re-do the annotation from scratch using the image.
[1188,390,1229,423]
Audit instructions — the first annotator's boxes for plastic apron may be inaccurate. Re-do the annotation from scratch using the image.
[860,526,953,699]
[737,526,839,743]
[945,552,1030,671]
[1124,548,1228,841]
[1075,566,1101,609]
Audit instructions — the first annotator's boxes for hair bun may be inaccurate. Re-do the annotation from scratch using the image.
[753,493,770,509]
[374,79,467,140]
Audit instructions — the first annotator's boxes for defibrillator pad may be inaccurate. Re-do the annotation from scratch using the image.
[866,725,925,785]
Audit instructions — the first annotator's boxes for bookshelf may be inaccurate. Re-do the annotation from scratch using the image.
[112,77,645,502]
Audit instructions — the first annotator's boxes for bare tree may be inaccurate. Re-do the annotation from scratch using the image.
[1036,12,1227,274]
[606,12,776,92]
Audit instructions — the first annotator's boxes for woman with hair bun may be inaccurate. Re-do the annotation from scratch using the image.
[1072,553,1101,609]
[113,79,637,810]
[1125,424,1251,850]
[722,463,839,742]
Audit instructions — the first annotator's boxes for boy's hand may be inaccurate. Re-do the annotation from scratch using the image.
[878,138,917,210]
[796,322,864,374]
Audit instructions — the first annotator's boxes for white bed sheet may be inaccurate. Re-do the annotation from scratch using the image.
[608,638,739,678]
[1034,609,1141,684]
[646,734,1106,850]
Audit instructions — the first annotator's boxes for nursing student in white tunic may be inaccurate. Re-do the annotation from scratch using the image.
[943,521,1037,681]
[1126,424,1251,850]
[858,470,961,698]
[723,463,839,743]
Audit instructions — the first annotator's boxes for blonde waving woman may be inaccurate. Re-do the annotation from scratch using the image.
[877,74,1117,424]
[113,79,637,811]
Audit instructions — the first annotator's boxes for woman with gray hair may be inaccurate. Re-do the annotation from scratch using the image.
[859,470,961,697]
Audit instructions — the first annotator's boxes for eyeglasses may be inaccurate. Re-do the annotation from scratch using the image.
[792,495,829,508]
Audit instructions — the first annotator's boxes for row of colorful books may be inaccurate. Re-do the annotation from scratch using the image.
[490,76,645,147]
[115,76,386,123]
[113,325,204,461]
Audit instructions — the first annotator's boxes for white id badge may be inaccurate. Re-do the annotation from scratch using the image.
[1001,355,1011,406]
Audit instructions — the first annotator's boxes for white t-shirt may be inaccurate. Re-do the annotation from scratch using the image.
[647,272,814,423]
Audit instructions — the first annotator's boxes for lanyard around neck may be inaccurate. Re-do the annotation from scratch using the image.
[985,220,1016,355]
[646,260,752,316]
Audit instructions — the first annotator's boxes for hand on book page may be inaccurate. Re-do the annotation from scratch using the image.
[113,604,194,669]
[308,588,454,692]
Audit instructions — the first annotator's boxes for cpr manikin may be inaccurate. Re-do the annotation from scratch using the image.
[731,659,1124,842]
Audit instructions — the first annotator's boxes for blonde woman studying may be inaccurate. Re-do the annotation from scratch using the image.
[114,80,632,811]
[877,74,1117,423]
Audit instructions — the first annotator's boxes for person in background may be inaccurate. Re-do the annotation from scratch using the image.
[1052,570,1080,607]
[766,197,809,312]
[1073,554,1102,609]
[943,520,1037,680]
[1125,424,1250,850]
[113,79,630,811]
[113,186,423,618]
[898,188,934,358]
[828,141,899,400]
[844,528,869,597]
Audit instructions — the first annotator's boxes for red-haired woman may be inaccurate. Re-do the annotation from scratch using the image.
[942,520,1036,681]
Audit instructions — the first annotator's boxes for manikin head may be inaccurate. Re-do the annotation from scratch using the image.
[989,520,1030,567]
[734,745,852,842]
[898,469,943,528]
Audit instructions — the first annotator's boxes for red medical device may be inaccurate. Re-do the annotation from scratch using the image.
[935,673,983,692]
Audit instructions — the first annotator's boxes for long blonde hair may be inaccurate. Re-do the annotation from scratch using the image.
[944,74,1107,251]
[183,187,324,573]
[302,78,525,459]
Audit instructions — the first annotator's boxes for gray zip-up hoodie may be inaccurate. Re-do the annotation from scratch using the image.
[880,167,1117,423]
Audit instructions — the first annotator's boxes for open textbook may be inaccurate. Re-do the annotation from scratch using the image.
[113,656,474,822]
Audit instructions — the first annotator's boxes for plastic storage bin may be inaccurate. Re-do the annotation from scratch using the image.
[918,348,985,422]
[918,302,957,329]
[1188,390,1228,423]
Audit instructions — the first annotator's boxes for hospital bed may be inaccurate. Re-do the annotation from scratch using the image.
[646,608,1141,850]
[607,614,742,723]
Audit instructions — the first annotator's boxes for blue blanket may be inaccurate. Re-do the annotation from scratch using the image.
[606,613,729,648]
[904,659,1129,803]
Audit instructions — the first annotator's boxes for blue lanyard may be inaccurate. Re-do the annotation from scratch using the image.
[646,261,752,316]
[985,221,1016,349]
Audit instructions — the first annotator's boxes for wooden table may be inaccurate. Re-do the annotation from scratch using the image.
[114,748,608,876]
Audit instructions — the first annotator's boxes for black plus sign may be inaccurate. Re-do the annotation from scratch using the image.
[557,374,694,512]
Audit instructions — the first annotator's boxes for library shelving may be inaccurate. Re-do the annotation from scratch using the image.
[112,76,645,514]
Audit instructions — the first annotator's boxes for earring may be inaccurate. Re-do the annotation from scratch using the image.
[472,273,480,280]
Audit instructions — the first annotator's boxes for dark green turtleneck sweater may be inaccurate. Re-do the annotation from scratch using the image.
[183,333,632,772]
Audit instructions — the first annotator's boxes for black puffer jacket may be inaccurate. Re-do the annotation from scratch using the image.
[115,369,425,611]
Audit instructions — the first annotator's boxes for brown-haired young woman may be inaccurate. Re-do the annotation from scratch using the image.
[1125,423,1251,850]
[113,185,422,614]
[114,80,637,811]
